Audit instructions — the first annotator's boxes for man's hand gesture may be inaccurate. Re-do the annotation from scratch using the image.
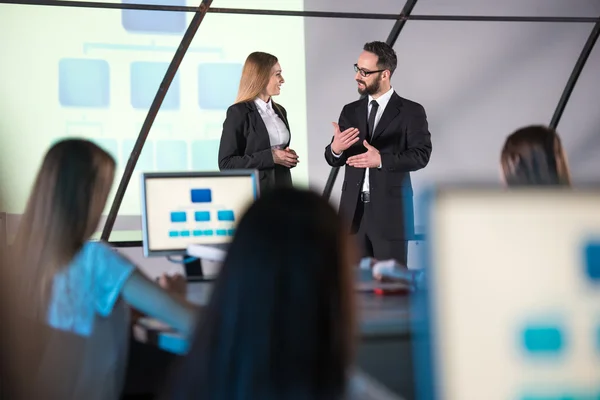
[346,141,381,169]
[331,122,359,155]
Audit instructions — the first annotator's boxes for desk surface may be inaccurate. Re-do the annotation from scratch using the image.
[134,273,416,400]
[184,271,414,338]
[135,274,416,355]
[358,292,412,338]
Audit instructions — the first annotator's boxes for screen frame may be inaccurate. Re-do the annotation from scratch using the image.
[140,169,260,257]
[411,184,600,400]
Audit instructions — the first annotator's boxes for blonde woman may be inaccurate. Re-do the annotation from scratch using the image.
[10,139,197,399]
[500,125,571,186]
[218,51,299,192]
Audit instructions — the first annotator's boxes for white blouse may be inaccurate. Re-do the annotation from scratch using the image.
[254,97,290,149]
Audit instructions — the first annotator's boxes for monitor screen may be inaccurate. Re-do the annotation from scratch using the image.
[423,187,600,400]
[141,170,259,257]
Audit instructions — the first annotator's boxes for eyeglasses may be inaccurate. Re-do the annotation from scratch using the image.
[354,64,385,77]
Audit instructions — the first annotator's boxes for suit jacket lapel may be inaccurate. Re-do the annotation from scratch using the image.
[272,102,290,131]
[271,102,291,146]
[372,92,402,141]
[246,101,271,147]
[356,97,369,144]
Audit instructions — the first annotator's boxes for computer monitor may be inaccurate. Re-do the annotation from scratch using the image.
[140,170,259,257]
[418,187,600,400]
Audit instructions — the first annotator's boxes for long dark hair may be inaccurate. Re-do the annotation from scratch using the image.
[11,138,115,317]
[501,125,571,186]
[164,187,356,399]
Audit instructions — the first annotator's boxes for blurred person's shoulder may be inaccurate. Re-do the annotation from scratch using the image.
[73,240,132,273]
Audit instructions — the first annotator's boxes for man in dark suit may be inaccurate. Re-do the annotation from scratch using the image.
[324,41,432,265]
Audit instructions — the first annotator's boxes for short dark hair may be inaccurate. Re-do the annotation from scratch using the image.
[363,41,397,75]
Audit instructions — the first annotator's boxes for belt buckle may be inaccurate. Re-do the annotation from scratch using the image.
[361,192,370,203]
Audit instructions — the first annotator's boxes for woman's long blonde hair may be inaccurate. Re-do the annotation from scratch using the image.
[235,51,278,104]
[12,139,116,317]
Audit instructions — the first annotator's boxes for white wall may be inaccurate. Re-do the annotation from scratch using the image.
[304,0,600,228]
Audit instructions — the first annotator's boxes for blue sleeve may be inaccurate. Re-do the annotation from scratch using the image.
[90,241,136,317]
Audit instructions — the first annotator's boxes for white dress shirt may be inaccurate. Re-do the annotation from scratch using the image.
[332,87,394,193]
[254,97,290,149]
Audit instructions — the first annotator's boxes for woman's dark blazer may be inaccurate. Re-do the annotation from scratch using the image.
[218,100,293,193]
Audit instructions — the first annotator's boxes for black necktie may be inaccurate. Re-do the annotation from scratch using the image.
[368,100,379,139]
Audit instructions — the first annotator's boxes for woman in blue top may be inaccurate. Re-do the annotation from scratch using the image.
[10,139,197,399]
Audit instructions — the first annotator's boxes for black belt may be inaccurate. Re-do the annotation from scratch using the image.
[360,191,370,203]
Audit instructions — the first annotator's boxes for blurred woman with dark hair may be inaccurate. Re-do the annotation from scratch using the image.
[10,138,197,399]
[163,187,365,399]
[500,125,571,186]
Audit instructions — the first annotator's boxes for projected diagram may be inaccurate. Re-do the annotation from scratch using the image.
[166,188,236,239]
[57,0,243,174]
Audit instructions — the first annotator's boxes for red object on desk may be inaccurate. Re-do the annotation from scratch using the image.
[374,285,410,296]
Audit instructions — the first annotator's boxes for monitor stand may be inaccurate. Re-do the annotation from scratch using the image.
[185,244,227,281]
[184,258,204,281]
[186,244,227,262]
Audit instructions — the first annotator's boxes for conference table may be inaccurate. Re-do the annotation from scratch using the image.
[133,270,420,399]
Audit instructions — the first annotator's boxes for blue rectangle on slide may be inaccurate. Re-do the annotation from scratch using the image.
[121,0,186,34]
[522,325,563,354]
[228,229,235,236]
[122,139,154,172]
[156,140,187,170]
[193,230,203,236]
[203,230,214,236]
[170,211,186,223]
[169,231,179,237]
[180,230,190,237]
[584,241,600,282]
[191,140,220,171]
[191,189,211,203]
[216,229,227,236]
[217,210,235,222]
[198,63,242,110]
[131,62,180,110]
[194,211,210,222]
[59,58,110,108]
